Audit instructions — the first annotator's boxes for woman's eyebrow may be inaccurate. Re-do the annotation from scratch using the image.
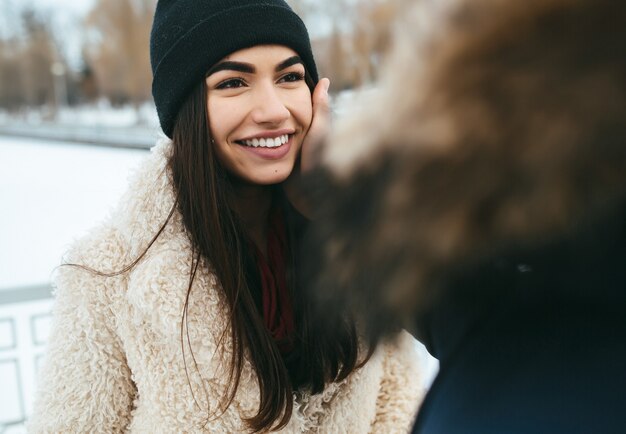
[206,61,255,77]
[206,56,303,77]
[275,56,303,72]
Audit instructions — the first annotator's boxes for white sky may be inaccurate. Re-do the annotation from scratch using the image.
[11,0,94,16]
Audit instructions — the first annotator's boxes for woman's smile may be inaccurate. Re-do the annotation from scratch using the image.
[237,133,291,148]
[237,133,294,159]
[206,45,313,185]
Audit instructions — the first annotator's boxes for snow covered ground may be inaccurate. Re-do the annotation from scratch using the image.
[0,136,147,288]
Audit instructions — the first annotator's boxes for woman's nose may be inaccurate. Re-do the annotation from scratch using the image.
[250,83,290,125]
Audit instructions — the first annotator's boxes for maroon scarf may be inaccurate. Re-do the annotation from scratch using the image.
[252,206,295,354]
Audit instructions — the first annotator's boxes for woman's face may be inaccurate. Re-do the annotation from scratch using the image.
[205,45,313,185]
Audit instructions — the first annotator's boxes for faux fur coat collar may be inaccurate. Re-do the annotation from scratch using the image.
[28,139,424,433]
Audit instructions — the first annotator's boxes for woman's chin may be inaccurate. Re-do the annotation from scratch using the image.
[257,171,293,185]
[233,165,295,186]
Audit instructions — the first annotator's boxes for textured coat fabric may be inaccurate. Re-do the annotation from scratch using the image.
[28,139,425,433]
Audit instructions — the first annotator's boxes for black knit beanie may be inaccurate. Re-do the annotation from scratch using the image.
[150,0,319,138]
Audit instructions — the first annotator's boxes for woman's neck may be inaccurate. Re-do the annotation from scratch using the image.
[229,182,273,257]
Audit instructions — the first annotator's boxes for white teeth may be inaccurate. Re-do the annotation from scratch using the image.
[242,134,289,148]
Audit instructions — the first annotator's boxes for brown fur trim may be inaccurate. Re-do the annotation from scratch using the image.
[306,0,626,330]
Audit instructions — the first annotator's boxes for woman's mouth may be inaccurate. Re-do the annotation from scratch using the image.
[236,134,290,148]
[235,133,294,159]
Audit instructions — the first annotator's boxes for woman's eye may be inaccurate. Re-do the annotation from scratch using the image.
[279,72,305,83]
[216,78,246,89]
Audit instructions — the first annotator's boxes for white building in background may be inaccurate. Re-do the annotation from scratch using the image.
[0,293,52,432]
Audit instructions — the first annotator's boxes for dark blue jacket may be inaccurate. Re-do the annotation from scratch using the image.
[413,202,626,433]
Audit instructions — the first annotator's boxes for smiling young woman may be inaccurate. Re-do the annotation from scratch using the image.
[27,1,425,433]
[205,45,313,187]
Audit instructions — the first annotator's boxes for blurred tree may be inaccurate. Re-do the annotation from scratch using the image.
[290,0,403,92]
[0,7,63,110]
[20,9,58,106]
[288,0,314,20]
[0,0,406,110]
[0,37,25,109]
[351,0,398,85]
[76,57,99,103]
[83,0,156,107]
[314,26,357,92]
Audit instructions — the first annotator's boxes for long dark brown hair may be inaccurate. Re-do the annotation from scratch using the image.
[167,77,367,431]
[65,75,368,431]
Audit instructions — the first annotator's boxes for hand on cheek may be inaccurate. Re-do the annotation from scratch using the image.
[300,78,331,173]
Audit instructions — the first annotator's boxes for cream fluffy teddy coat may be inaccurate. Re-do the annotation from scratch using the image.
[28,139,425,433]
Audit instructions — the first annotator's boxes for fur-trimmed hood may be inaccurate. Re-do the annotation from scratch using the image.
[28,139,425,433]
[307,0,626,327]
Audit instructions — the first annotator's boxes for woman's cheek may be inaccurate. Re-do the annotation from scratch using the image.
[300,92,313,130]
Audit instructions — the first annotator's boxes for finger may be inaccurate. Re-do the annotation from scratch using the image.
[312,78,331,116]
[308,78,331,137]
[301,78,331,173]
